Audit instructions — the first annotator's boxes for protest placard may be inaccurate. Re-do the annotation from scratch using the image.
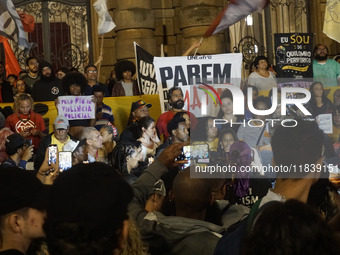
[57,96,95,120]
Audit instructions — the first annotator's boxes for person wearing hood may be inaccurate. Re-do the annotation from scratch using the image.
[156,86,197,141]
[31,61,66,102]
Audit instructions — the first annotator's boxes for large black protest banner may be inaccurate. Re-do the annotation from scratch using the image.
[274,33,313,80]
[134,42,157,95]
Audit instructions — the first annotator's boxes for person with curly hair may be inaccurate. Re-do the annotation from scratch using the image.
[112,60,141,97]
[61,72,96,139]
[5,93,46,152]
[247,55,277,91]
[305,81,333,118]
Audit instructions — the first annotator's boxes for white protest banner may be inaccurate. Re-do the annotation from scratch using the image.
[153,53,242,116]
[57,96,95,120]
[317,113,333,134]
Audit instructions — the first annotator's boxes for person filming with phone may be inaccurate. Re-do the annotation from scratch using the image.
[34,116,78,170]
[1,133,33,170]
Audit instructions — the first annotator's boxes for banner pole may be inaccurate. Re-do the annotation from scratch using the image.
[97,34,104,80]
[194,37,204,56]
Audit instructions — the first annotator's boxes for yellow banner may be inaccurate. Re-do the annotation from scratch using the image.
[0,95,161,134]
[282,65,309,72]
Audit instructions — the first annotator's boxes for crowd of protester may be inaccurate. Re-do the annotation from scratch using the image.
[0,43,339,255]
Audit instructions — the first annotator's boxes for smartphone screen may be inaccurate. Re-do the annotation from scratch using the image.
[178,145,191,169]
[194,144,209,163]
[59,151,72,171]
[48,144,58,166]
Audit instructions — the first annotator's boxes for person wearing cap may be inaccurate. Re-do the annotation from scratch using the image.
[31,61,65,102]
[34,116,77,170]
[1,133,33,170]
[44,162,133,255]
[145,179,166,212]
[156,86,197,142]
[127,100,152,126]
[120,100,152,142]
[111,60,141,97]
[0,167,47,255]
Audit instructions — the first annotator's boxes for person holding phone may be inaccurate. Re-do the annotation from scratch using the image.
[34,115,77,170]
[1,133,33,170]
[5,94,46,152]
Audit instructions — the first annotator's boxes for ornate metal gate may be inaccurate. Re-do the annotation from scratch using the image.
[12,0,92,72]
[229,0,308,78]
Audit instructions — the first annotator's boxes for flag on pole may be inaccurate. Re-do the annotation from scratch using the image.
[2,39,21,76]
[323,0,340,43]
[204,0,269,37]
[0,0,32,52]
[93,0,116,35]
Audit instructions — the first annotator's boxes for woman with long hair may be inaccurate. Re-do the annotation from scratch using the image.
[192,116,219,152]
[216,89,244,132]
[14,79,31,97]
[5,93,46,151]
[306,82,333,117]
[110,141,142,184]
[137,116,161,163]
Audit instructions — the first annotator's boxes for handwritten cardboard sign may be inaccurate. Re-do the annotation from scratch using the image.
[57,96,95,120]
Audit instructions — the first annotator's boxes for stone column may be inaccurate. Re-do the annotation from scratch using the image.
[179,0,225,55]
[114,0,156,61]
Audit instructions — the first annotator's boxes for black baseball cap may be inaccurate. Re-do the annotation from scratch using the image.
[5,133,25,155]
[0,167,49,215]
[131,100,152,112]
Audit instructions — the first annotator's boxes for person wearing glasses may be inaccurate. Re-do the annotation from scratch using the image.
[313,44,340,87]
[23,57,40,89]
[83,64,110,96]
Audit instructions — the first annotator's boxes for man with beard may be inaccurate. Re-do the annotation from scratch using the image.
[156,86,196,141]
[23,57,40,90]
[313,44,340,87]
[31,61,65,101]
[0,61,14,102]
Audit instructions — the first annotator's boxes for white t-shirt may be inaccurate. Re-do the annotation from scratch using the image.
[121,82,133,96]
[247,71,277,91]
